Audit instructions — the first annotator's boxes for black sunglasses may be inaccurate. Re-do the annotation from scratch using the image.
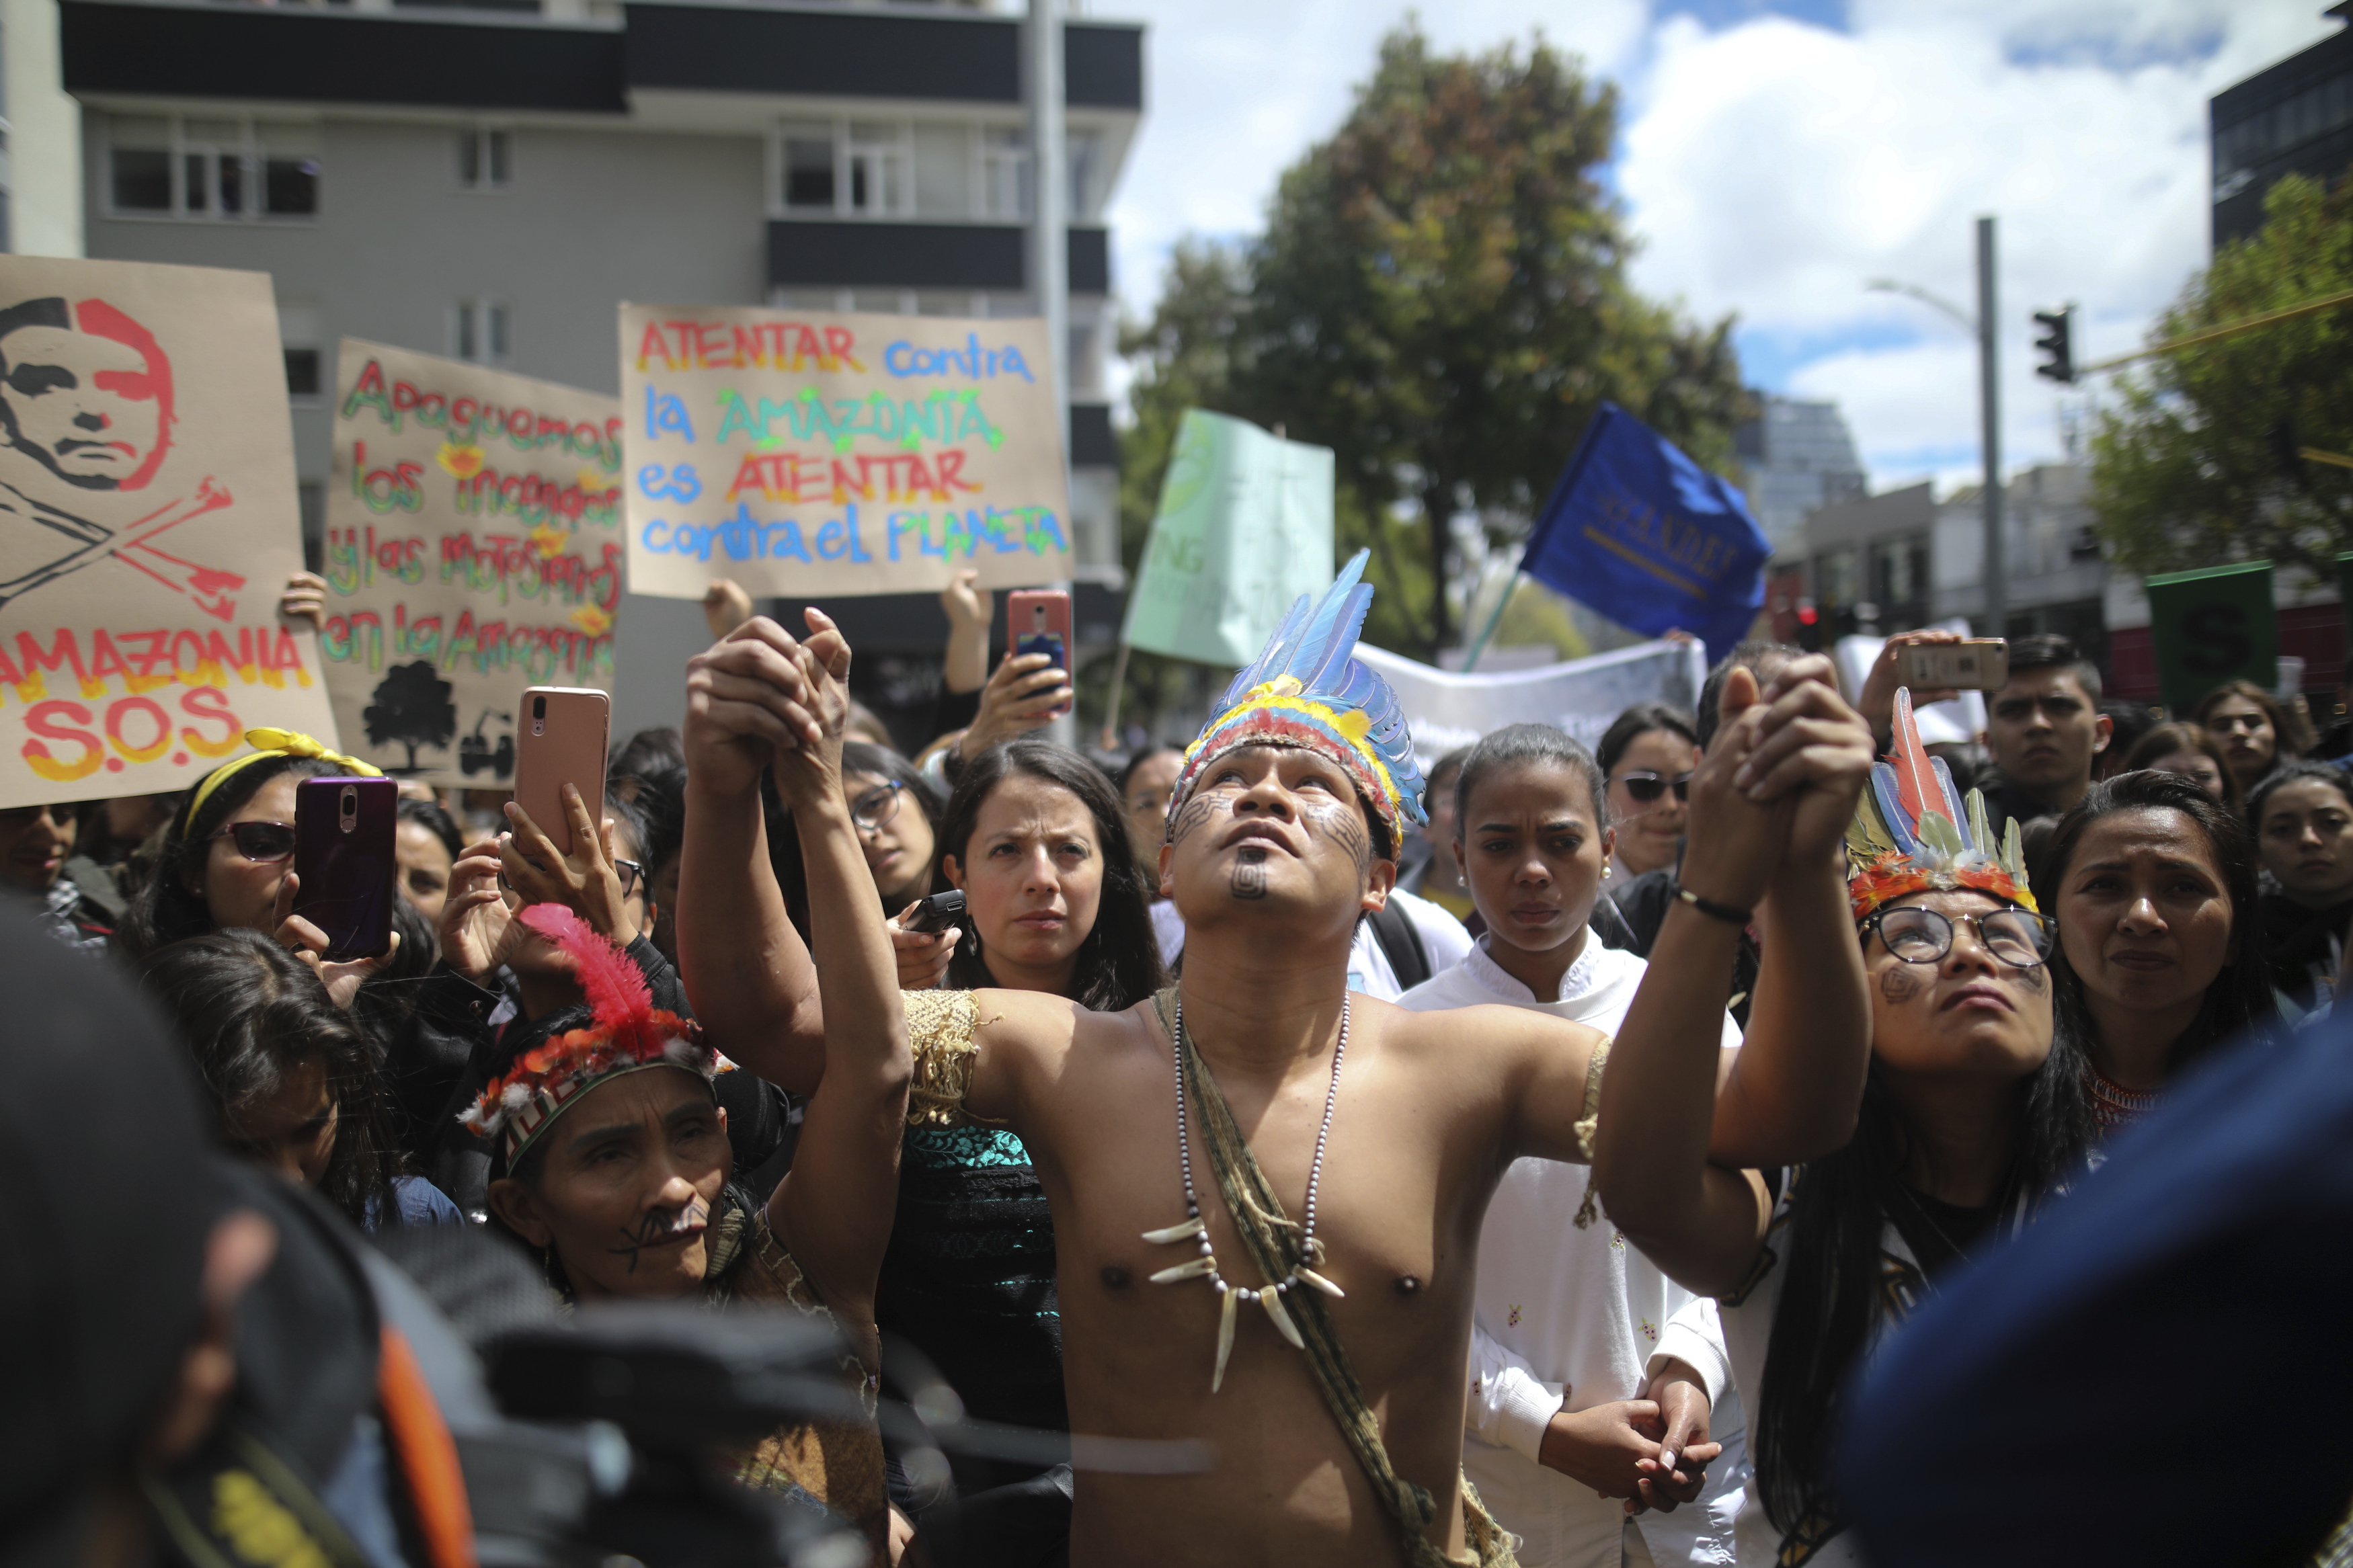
[1861,905,2054,970]
[1615,770,1694,804]
[205,820,297,863]
[614,857,645,898]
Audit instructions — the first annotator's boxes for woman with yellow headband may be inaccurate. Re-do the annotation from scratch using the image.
[117,729,403,1003]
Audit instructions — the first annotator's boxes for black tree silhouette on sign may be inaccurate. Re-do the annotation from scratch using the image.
[364,660,456,774]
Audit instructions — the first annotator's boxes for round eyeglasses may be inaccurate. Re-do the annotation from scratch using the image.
[850,780,905,833]
[1861,905,2054,969]
[1615,770,1694,804]
[204,820,298,863]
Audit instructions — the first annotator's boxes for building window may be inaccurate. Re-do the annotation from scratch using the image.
[781,123,836,211]
[1067,127,1101,219]
[107,115,319,220]
[979,126,1029,220]
[457,128,510,190]
[844,122,910,216]
[283,347,322,399]
[452,300,510,365]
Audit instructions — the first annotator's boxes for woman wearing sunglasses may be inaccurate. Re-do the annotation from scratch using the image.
[1595,692,2093,1567]
[1597,704,1700,884]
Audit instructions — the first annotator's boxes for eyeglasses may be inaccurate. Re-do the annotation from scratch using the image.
[850,780,905,833]
[614,858,645,899]
[205,820,296,862]
[1615,770,1694,804]
[1862,905,2055,969]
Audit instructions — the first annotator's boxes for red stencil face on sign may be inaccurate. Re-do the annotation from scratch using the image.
[0,297,174,493]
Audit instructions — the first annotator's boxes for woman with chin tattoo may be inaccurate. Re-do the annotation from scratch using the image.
[1398,723,1747,1568]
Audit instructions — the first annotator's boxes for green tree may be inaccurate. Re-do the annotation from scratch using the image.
[1119,24,1749,662]
[2090,171,2353,580]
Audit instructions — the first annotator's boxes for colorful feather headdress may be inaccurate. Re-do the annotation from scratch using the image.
[458,904,713,1162]
[1846,689,2036,920]
[1170,548,1427,847]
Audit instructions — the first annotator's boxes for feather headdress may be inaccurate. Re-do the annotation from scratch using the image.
[1846,689,2036,919]
[458,904,713,1162]
[1170,548,1427,845]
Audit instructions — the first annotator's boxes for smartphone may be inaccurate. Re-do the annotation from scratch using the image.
[1899,638,2009,692]
[1007,589,1073,718]
[513,686,610,857]
[903,889,967,934]
[292,776,397,962]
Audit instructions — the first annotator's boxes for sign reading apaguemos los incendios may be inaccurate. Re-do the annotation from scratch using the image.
[619,304,1070,600]
[0,257,336,809]
[321,339,623,786]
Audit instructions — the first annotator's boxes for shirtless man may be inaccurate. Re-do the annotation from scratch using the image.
[678,561,1876,1567]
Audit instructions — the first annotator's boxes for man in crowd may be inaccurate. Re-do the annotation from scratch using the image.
[1973,633,2110,831]
[678,553,1878,1567]
[0,799,112,950]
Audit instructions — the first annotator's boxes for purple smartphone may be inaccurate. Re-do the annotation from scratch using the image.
[293,776,398,962]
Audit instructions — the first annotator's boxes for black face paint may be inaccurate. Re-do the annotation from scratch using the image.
[1305,798,1372,874]
[1232,845,1268,899]
[1878,965,1923,1005]
[1170,790,1222,848]
[605,1194,709,1275]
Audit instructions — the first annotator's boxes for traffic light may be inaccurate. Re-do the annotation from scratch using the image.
[2033,305,2075,384]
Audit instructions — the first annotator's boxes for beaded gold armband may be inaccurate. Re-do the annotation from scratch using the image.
[904,990,1005,1128]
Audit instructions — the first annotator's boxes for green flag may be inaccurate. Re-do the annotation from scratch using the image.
[2145,559,2277,711]
[1121,409,1336,664]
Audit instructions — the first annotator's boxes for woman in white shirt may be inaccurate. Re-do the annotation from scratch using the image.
[1400,722,1745,1568]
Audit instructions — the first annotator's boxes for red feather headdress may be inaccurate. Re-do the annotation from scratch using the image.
[1845,690,2036,921]
[458,904,713,1161]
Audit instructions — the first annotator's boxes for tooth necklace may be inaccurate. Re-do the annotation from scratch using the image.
[1144,993,1347,1391]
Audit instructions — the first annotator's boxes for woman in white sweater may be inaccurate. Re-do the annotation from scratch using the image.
[1401,722,1745,1568]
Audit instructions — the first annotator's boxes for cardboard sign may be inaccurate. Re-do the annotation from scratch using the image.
[0,258,334,809]
[1122,409,1335,666]
[620,306,1070,600]
[2145,559,2277,712]
[321,339,623,786]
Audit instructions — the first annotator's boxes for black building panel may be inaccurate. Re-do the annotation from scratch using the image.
[2210,24,2353,246]
[1066,23,1144,110]
[61,1,628,112]
[1068,227,1110,294]
[1070,403,1117,469]
[768,221,1027,290]
[624,4,1021,103]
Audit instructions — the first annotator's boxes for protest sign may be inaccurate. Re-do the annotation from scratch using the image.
[0,258,334,809]
[321,339,623,785]
[1355,638,1709,773]
[620,306,1070,600]
[1514,403,1769,661]
[2145,559,2276,712]
[1123,409,1335,665]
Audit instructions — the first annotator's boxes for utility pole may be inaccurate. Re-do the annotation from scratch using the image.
[1029,0,1075,745]
[1976,215,2005,639]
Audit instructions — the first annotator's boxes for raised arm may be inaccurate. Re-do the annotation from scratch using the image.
[676,618,832,1092]
[764,610,912,1322]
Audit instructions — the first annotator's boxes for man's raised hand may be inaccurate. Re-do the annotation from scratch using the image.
[768,608,852,814]
[1735,655,1876,870]
[1677,666,1793,917]
[682,615,826,798]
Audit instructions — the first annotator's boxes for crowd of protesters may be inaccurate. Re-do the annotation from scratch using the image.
[10,562,2353,1568]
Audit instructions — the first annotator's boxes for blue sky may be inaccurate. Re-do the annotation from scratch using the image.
[1101,0,2341,494]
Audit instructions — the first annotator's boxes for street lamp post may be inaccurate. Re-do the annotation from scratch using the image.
[1866,212,2005,639]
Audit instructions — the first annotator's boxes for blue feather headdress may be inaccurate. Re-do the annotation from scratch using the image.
[1170,548,1428,845]
[1845,689,2035,918]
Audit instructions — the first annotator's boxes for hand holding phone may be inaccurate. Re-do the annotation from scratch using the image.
[1007,589,1073,720]
[902,889,966,934]
[291,776,397,961]
[514,686,610,856]
[1897,638,2009,692]
[889,889,965,989]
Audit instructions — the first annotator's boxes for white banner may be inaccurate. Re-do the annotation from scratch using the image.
[1833,625,1988,746]
[1355,638,1710,772]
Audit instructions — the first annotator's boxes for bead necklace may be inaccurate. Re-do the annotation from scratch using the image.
[1144,993,1348,1392]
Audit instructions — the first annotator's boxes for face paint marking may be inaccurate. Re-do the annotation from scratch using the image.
[606,1193,709,1275]
[1232,845,1268,899]
[1878,965,1923,1005]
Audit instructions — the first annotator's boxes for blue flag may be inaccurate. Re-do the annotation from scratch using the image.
[1517,403,1770,661]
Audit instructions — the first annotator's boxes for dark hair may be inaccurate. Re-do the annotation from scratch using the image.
[2098,702,2160,780]
[1422,747,1472,816]
[2042,770,2275,1075]
[609,726,685,781]
[1452,724,1608,837]
[1116,745,1185,798]
[2005,633,2103,703]
[2246,759,2353,837]
[1596,703,1699,780]
[1755,891,2094,1543]
[602,783,651,866]
[615,763,686,878]
[1698,641,1802,749]
[2122,722,2243,818]
[138,930,404,1229]
[938,739,1168,1011]
[2194,679,2303,770]
[118,753,346,958]
[397,796,464,863]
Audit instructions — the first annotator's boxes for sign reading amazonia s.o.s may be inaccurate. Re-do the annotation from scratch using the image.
[0,257,336,810]
[619,306,1071,599]
[323,339,623,786]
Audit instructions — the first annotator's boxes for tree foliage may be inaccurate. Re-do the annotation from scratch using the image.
[1118,24,1749,661]
[2090,170,2353,581]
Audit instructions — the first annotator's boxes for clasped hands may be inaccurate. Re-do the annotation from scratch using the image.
[1537,1359,1720,1515]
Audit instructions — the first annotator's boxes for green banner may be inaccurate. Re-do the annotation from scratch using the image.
[1121,409,1335,665]
[2145,559,2276,712]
